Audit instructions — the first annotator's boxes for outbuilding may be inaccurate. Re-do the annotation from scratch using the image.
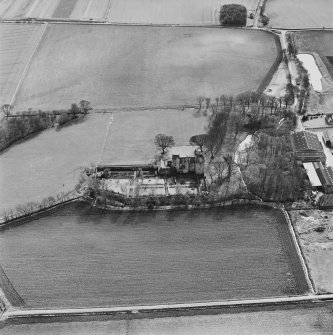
[322,130,333,148]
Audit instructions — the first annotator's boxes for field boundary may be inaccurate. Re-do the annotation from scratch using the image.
[283,209,315,293]
[256,33,283,93]
[0,196,82,230]
[3,294,333,322]
[0,266,25,311]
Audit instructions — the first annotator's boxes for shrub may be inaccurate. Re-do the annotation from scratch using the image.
[56,112,74,126]
[219,4,247,26]
[261,15,269,26]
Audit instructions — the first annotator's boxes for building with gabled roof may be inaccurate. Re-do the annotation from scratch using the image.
[291,131,326,164]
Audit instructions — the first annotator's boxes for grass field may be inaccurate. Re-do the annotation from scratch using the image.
[0,110,206,213]
[266,0,333,29]
[0,23,44,106]
[13,24,278,111]
[0,203,308,308]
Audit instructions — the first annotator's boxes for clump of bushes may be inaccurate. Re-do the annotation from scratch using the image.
[56,112,76,127]
[219,4,247,26]
[314,226,325,233]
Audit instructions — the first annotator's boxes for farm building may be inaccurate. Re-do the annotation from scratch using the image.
[303,162,333,191]
[291,131,326,164]
[322,130,333,148]
[325,114,333,126]
[158,146,204,176]
[319,194,333,209]
[303,162,322,188]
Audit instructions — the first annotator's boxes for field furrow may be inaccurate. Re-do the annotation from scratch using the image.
[0,204,309,309]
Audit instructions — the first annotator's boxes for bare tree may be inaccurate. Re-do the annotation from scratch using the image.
[70,103,80,117]
[205,97,211,110]
[1,104,12,118]
[154,133,175,155]
[223,154,233,181]
[79,100,92,114]
[197,96,204,111]
[189,134,208,151]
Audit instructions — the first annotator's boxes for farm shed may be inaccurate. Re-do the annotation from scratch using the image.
[315,168,333,187]
[291,131,326,164]
[319,194,333,209]
[322,130,333,148]
[303,163,322,187]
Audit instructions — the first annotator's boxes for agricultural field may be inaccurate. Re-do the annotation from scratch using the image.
[0,23,45,106]
[266,0,333,29]
[105,0,259,25]
[0,110,206,213]
[0,0,61,19]
[13,24,279,111]
[0,203,309,308]
[0,0,259,24]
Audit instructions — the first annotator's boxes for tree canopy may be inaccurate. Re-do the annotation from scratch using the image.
[154,133,175,155]
[219,4,247,26]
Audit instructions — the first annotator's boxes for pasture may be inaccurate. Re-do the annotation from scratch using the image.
[0,203,309,308]
[266,0,333,29]
[0,110,206,213]
[14,24,278,111]
[0,23,44,106]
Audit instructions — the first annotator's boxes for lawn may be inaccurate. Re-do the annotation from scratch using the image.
[0,110,206,213]
[14,24,279,111]
[0,23,44,106]
[0,203,309,309]
[266,0,333,29]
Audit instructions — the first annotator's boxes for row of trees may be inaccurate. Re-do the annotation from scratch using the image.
[0,101,91,152]
[191,91,296,160]
[1,191,72,222]
[1,100,91,119]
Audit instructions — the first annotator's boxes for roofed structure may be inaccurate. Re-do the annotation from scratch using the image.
[291,131,326,163]
[303,162,321,187]
[322,130,333,148]
[158,145,204,176]
[319,194,333,209]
